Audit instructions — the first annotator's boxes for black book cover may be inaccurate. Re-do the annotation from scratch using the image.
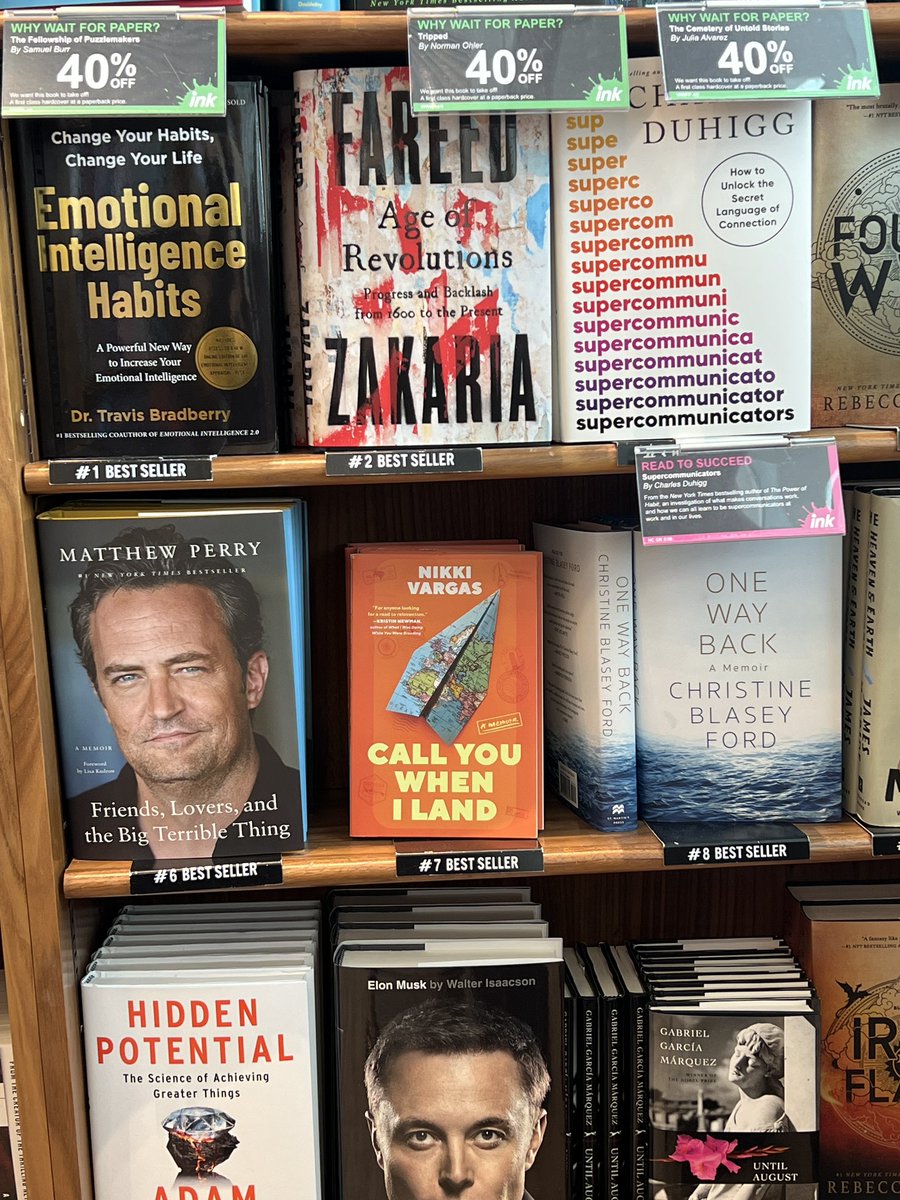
[581,945,624,1200]
[13,80,278,458]
[607,943,649,1200]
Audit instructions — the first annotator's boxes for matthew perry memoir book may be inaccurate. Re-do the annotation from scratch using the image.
[633,535,842,823]
[294,67,552,448]
[348,545,542,838]
[13,81,277,458]
[37,503,308,861]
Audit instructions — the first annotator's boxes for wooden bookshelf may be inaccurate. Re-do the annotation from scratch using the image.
[62,802,884,898]
[21,427,900,494]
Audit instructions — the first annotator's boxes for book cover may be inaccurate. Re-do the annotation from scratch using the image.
[855,489,900,825]
[533,523,636,832]
[294,66,552,447]
[552,58,812,443]
[36,504,307,860]
[349,547,542,838]
[633,534,843,823]
[336,955,566,1200]
[647,1009,818,1200]
[607,944,648,1200]
[81,972,320,1200]
[789,901,900,1197]
[811,84,900,428]
[13,81,277,458]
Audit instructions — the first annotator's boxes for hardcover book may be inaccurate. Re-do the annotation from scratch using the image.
[854,489,900,825]
[293,66,552,447]
[348,546,543,838]
[37,503,308,860]
[335,941,566,1200]
[811,84,900,428]
[81,906,321,1200]
[552,58,812,443]
[13,81,278,458]
[533,523,636,832]
[633,534,843,823]
[788,896,900,1198]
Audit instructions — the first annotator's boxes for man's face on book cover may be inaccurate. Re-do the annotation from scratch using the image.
[89,582,267,788]
[367,1049,546,1200]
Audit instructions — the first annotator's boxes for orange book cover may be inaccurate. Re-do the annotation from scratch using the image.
[789,905,900,1193]
[349,548,542,838]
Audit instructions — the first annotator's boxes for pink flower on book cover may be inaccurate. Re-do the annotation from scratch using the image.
[669,1134,741,1180]
[668,1136,790,1181]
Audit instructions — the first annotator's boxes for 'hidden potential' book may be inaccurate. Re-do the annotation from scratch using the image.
[13,80,278,458]
[811,84,900,429]
[633,535,842,823]
[552,58,812,443]
[37,503,308,861]
[293,66,552,447]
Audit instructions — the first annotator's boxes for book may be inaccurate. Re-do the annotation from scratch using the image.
[13,81,278,458]
[552,58,812,443]
[606,944,648,1200]
[788,893,900,1197]
[81,904,321,1200]
[633,534,843,823]
[811,84,900,428]
[293,66,553,448]
[0,977,23,1200]
[580,945,624,1200]
[348,545,543,838]
[334,937,566,1200]
[855,489,900,824]
[36,502,308,860]
[533,523,637,832]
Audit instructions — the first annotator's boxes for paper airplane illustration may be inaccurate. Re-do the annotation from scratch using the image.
[387,591,500,744]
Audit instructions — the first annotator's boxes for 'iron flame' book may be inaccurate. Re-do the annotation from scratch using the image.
[13,81,277,458]
[293,66,552,447]
[37,503,308,861]
[633,534,842,823]
[348,546,542,838]
[552,58,812,443]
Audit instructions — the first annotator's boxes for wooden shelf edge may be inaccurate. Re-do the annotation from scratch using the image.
[22,428,900,494]
[63,813,880,899]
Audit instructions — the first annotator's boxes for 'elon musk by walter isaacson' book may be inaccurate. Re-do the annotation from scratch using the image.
[13,80,278,459]
[293,66,552,448]
[348,544,543,838]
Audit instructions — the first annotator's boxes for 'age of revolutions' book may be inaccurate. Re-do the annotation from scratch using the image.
[37,503,308,861]
[294,67,552,447]
[13,81,278,458]
[348,545,543,838]
[633,535,843,822]
[552,58,812,442]
[811,84,900,428]
[533,523,637,832]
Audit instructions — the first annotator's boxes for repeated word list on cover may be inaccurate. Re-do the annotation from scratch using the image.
[348,545,543,838]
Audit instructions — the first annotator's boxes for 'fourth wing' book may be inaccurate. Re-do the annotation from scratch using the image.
[294,67,552,447]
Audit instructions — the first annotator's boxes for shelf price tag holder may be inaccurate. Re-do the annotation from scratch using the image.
[2,6,226,118]
[407,4,628,113]
[656,0,878,101]
[48,456,214,485]
[395,838,543,878]
[851,814,900,858]
[646,819,810,866]
[325,446,484,478]
[634,434,845,546]
[130,854,284,895]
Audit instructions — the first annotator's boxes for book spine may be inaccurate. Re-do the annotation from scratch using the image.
[856,491,900,823]
[841,488,864,813]
[562,988,576,1199]
[535,525,637,832]
[605,990,623,1200]
[292,76,314,449]
[632,983,648,1200]
[581,988,598,1200]
[0,1050,25,1200]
